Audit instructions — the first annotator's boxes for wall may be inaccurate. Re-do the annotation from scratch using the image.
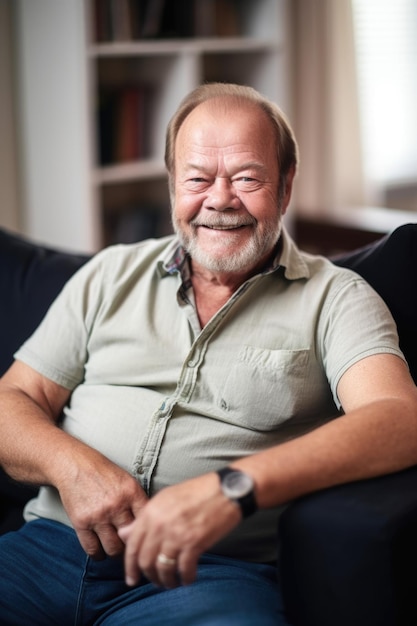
[0,0,21,232]
[15,0,94,251]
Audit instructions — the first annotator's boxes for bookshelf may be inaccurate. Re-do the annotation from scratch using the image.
[17,0,291,251]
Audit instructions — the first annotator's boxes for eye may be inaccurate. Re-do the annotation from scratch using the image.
[184,177,210,191]
[233,176,262,191]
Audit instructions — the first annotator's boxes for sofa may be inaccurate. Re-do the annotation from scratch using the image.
[1,224,417,625]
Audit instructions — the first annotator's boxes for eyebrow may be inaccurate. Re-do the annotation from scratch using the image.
[185,161,267,174]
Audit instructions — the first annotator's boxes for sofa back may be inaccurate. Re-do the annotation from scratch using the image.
[0,229,89,376]
[334,223,417,383]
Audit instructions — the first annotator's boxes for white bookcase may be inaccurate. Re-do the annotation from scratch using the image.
[16,0,291,252]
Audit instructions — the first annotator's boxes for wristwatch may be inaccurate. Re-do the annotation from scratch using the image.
[217,467,258,518]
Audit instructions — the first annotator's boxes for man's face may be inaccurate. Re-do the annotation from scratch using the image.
[172,100,289,275]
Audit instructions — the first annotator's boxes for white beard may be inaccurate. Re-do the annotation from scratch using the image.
[172,212,283,273]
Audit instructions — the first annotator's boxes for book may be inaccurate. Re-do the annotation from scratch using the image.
[114,87,145,162]
[97,85,149,165]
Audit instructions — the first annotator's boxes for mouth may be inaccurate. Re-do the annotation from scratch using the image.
[201,224,249,230]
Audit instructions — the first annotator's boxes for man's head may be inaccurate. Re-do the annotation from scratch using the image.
[166,83,299,275]
[165,83,298,205]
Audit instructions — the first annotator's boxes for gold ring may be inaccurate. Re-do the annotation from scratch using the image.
[157,552,177,567]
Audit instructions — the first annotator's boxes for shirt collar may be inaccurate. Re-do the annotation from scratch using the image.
[277,226,310,280]
[160,239,188,276]
[157,238,191,287]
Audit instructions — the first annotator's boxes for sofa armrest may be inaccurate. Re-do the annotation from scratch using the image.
[279,466,417,626]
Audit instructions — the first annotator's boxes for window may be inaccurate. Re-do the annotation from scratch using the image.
[352,0,417,193]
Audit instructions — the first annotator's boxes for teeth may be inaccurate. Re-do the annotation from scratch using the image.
[206,225,243,230]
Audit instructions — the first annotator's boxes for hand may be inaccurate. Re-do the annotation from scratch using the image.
[57,451,148,560]
[118,472,242,589]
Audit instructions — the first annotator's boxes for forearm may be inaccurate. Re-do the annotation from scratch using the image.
[233,397,417,509]
[0,385,99,487]
[0,372,149,559]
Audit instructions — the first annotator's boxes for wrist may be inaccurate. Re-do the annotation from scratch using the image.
[216,467,258,518]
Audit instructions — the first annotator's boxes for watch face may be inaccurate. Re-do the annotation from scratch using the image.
[222,471,254,499]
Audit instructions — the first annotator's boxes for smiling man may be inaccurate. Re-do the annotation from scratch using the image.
[168,86,296,330]
[1,83,417,625]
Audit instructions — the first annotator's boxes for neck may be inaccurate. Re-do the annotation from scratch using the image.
[189,237,282,290]
[189,266,243,328]
[188,243,281,327]
[190,262,251,291]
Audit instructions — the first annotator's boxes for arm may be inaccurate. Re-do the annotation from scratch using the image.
[121,353,417,587]
[235,354,417,505]
[0,360,148,558]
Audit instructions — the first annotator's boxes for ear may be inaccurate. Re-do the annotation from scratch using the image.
[280,166,296,216]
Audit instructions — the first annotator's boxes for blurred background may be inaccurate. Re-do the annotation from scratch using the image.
[1,0,416,255]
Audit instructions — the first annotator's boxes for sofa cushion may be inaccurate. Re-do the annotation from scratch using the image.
[333,223,417,383]
[0,228,90,377]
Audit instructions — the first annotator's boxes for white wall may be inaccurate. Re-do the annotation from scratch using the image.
[16,0,95,251]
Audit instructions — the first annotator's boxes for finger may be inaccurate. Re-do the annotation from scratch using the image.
[94,523,126,557]
[155,551,180,589]
[113,508,137,530]
[77,529,105,560]
[123,526,145,587]
[137,546,160,587]
[124,548,142,587]
[118,520,135,543]
[177,549,199,586]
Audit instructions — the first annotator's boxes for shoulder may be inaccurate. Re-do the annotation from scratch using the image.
[280,228,370,298]
[91,235,176,270]
[70,235,177,286]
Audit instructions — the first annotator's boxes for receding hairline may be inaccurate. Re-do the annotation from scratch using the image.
[187,93,266,114]
[175,95,277,145]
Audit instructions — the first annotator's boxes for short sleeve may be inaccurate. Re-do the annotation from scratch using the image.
[319,274,406,409]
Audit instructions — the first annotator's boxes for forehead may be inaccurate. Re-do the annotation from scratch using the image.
[175,99,276,161]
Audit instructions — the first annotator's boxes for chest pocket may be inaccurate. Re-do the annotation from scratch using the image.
[217,346,310,431]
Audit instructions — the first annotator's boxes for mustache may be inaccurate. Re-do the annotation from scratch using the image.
[190,215,257,228]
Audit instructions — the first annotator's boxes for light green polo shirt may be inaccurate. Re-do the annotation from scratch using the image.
[16,228,404,562]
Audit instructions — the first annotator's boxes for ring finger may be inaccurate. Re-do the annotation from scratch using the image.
[155,550,180,588]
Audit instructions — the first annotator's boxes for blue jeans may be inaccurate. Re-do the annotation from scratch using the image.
[0,519,291,625]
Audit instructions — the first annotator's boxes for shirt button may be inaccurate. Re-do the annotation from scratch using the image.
[187,359,196,368]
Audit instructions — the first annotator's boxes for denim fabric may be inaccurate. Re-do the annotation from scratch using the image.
[0,519,290,625]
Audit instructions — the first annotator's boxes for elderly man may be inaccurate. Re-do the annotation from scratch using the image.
[0,83,416,625]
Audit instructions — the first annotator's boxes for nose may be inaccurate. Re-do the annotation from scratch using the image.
[204,177,240,211]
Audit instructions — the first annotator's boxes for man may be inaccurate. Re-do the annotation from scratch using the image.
[0,83,416,625]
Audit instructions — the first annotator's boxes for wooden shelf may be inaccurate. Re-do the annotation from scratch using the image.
[94,159,166,185]
[89,37,279,58]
